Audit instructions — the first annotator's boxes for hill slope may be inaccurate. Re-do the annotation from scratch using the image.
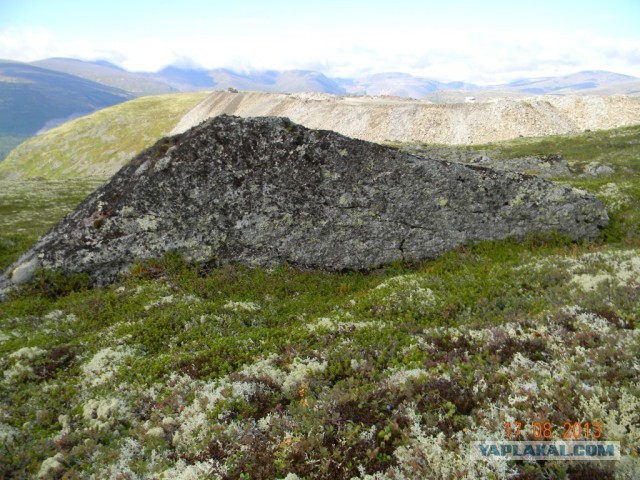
[31,58,176,96]
[0,60,132,137]
[173,91,640,144]
[0,60,133,160]
[0,92,208,179]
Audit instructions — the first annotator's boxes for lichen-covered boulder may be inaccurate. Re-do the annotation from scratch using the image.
[0,115,608,297]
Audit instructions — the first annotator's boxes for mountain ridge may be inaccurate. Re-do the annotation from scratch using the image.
[31,58,177,96]
[22,58,640,98]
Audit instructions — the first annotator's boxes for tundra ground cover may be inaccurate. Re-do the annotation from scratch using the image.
[0,125,639,479]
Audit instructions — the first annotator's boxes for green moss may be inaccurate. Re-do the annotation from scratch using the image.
[92,219,104,229]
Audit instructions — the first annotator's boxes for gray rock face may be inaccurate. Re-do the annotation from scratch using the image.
[0,115,608,297]
[400,145,572,178]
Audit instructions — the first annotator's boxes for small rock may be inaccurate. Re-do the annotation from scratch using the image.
[586,164,615,177]
[10,259,37,285]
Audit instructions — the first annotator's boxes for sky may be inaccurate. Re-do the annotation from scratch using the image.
[1,0,639,84]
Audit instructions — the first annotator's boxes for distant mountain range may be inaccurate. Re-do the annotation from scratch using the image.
[31,58,177,96]
[24,57,640,98]
[1,56,639,160]
[505,70,639,94]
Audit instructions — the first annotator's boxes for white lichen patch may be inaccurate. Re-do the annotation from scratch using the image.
[384,368,429,388]
[573,310,613,334]
[136,214,158,231]
[306,316,334,332]
[569,250,640,290]
[80,346,135,387]
[9,346,46,361]
[281,357,328,397]
[3,346,47,384]
[41,312,77,332]
[134,282,172,297]
[370,273,436,314]
[0,422,18,446]
[391,430,516,480]
[92,437,171,479]
[146,426,165,438]
[170,355,327,455]
[517,249,640,292]
[223,300,261,312]
[43,309,65,321]
[239,354,287,386]
[172,378,260,454]
[570,272,613,291]
[616,254,640,285]
[37,453,65,479]
[2,362,34,384]
[580,386,640,449]
[144,294,176,310]
[53,414,71,441]
[238,355,328,397]
[157,459,217,479]
[306,312,383,333]
[82,397,131,430]
[597,182,632,210]
[10,258,38,285]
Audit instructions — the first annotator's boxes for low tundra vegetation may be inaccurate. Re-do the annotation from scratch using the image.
[1,125,639,479]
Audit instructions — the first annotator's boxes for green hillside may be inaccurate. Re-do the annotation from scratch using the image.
[0,125,639,478]
[0,135,27,162]
[0,60,133,161]
[0,92,209,179]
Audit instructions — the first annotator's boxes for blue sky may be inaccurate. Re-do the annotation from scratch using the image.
[1,0,639,83]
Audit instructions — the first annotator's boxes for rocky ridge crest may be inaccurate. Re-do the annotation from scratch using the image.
[172,91,640,145]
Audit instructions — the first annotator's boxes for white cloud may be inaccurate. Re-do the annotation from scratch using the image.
[1,25,639,83]
[0,27,58,61]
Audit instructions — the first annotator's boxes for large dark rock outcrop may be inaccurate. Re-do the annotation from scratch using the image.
[0,115,608,297]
